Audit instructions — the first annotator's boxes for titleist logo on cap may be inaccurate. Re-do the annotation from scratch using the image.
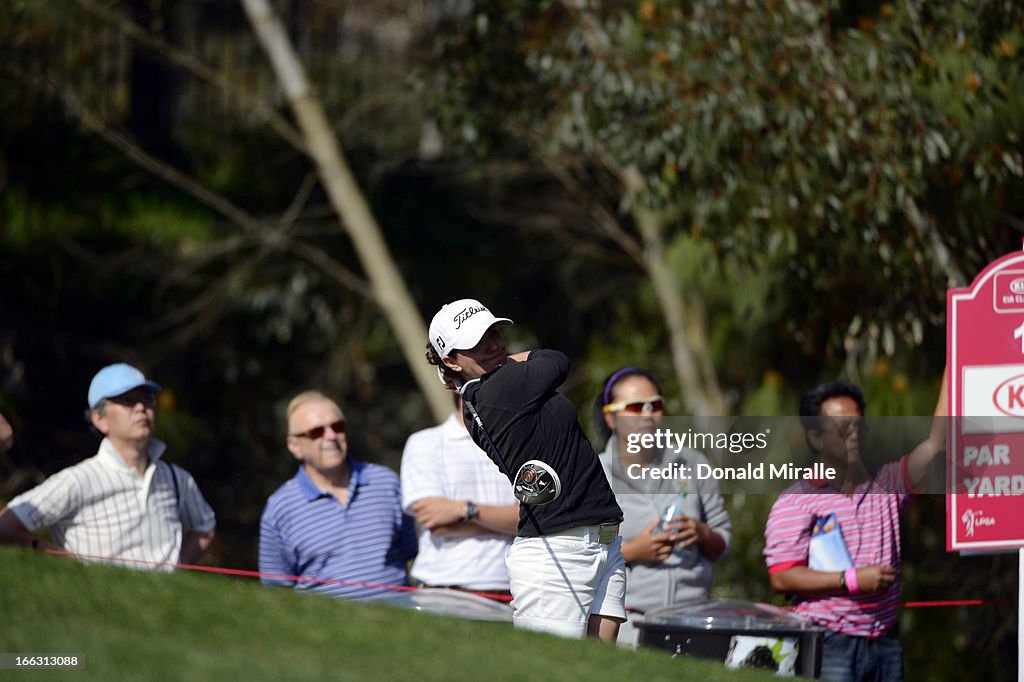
[429,298,512,357]
[453,305,487,329]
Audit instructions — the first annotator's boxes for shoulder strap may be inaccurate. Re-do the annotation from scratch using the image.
[164,461,183,518]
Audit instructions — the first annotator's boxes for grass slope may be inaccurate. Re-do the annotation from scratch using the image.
[0,548,778,681]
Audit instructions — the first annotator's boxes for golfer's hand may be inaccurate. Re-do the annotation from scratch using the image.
[409,497,465,530]
[623,520,680,563]
[856,565,897,593]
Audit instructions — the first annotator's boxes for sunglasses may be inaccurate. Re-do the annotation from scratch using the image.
[106,392,158,409]
[820,418,868,438]
[603,395,664,414]
[291,420,346,440]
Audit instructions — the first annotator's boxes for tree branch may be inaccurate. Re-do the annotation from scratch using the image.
[903,195,967,287]
[3,64,372,303]
[74,0,308,154]
[242,0,453,423]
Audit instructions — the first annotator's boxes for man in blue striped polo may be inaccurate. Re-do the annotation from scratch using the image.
[259,390,417,599]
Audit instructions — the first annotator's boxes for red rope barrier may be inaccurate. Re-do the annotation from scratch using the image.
[903,599,1017,608]
[41,549,1013,609]
[42,548,512,602]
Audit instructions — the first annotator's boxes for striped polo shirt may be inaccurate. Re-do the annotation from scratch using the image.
[8,437,216,570]
[764,457,912,638]
[259,459,417,600]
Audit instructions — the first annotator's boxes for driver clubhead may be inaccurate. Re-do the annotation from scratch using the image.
[513,459,561,505]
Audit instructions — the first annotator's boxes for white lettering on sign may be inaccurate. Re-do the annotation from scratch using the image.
[1015,321,1024,354]
[962,444,1011,466]
[963,475,1024,497]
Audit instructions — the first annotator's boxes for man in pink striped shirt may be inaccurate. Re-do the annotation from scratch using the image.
[764,376,946,682]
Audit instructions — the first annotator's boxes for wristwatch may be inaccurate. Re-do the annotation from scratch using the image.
[464,500,479,522]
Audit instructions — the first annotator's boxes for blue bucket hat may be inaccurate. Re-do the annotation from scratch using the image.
[88,364,162,410]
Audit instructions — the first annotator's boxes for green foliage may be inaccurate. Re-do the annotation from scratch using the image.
[3,191,90,247]
[428,0,1024,378]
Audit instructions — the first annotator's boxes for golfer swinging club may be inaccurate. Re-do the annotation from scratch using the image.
[426,298,627,641]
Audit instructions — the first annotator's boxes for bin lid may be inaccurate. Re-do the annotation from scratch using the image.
[638,599,819,632]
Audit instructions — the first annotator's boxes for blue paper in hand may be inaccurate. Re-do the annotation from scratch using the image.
[808,512,853,571]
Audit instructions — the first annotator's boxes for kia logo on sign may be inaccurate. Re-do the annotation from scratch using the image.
[1011,278,1024,294]
[992,374,1024,416]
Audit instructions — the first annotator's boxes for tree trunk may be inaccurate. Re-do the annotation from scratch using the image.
[241,0,450,423]
[632,206,727,416]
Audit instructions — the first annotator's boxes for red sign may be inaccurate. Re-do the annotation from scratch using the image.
[947,252,1024,551]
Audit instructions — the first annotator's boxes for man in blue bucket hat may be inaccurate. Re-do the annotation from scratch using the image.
[0,363,216,570]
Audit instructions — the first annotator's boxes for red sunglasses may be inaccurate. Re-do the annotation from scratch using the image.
[291,420,346,440]
[602,396,665,415]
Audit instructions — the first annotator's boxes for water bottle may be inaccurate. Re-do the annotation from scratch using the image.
[652,491,698,566]
[653,495,686,534]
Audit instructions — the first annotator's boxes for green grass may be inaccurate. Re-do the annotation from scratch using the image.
[0,548,778,681]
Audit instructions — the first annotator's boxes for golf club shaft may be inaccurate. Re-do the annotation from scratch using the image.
[455,377,544,532]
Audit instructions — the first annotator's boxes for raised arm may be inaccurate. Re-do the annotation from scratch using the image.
[496,349,570,408]
[905,367,949,490]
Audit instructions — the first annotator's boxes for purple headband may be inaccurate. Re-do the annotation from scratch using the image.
[602,367,639,406]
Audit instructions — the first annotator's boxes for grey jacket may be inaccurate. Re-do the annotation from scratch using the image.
[598,439,732,614]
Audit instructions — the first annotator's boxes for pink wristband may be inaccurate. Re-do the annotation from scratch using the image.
[844,568,859,595]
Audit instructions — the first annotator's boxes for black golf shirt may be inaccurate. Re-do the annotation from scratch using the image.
[461,349,622,537]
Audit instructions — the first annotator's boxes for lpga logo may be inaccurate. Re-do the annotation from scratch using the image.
[961,509,996,538]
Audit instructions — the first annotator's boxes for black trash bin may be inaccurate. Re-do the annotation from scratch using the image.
[635,600,823,678]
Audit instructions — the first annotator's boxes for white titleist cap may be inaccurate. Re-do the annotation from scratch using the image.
[429,299,513,357]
